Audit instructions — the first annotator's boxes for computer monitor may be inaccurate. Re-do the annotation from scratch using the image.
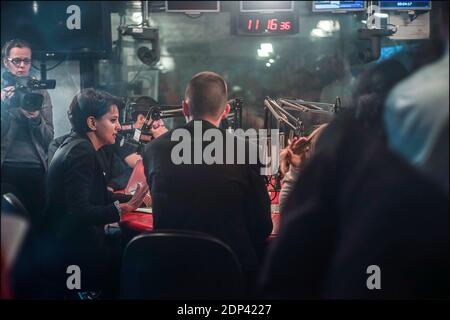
[1,1,112,60]
[165,1,220,13]
[240,1,294,12]
[312,1,366,12]
[379,1,431,11]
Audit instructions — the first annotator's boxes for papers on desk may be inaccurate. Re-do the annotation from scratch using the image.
[134,207,152,214]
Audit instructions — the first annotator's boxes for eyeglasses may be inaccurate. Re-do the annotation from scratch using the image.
[7,57,32,66]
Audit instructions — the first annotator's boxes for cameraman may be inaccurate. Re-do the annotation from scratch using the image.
[1,39,54,221]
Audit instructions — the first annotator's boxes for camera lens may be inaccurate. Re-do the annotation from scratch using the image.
[22,93,44,112]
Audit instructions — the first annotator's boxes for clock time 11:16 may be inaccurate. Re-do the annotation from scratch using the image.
[247,18,292,31]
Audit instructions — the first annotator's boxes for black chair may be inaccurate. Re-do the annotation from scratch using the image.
[1,193,30,220]
[1,193,30,298]
[120,230,246,299]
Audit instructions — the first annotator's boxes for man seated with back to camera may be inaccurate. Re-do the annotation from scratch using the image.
[142,71,272,294]
[1,39,54,223]
[109,96,167,191]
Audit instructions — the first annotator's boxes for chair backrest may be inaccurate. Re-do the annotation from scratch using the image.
[1,193,30,220]
[1,194,30,298]
[120,230,245,299]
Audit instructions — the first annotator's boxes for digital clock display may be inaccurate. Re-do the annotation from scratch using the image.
[236,13,298,36]
[379,1,431,10]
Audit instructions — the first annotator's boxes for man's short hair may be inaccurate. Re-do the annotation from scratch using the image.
[185,71,228,119]
[131,96,159,121]
[68,88,121,134]
[1,39,31,60]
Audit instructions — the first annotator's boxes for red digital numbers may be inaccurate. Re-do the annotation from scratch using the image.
[280,21,291,31]
[267,19,278,31]
[266,19,291,32]
[247,19,260,31]
[243,16,295,34]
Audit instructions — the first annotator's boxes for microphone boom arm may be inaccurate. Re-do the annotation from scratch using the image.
[264,98,302,134]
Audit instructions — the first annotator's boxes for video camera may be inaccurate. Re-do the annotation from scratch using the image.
[2,71,56,112]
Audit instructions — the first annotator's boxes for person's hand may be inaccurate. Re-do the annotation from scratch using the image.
[279,148,291,175]
[20,108,40,119]
[149,119,168,139]
[1,86,15,102]
[119,182,150,213]
[279,137,310,174]
[288,136,309,168]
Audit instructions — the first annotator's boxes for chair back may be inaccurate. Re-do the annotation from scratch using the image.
[120,230,245,299]
[1,193,30,298]
[2,193,30,220]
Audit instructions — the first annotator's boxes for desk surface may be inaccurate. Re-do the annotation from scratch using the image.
[119,175,281,237]
[120,212,153,232]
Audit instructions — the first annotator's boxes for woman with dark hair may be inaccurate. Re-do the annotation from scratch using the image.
[41,88,148,297]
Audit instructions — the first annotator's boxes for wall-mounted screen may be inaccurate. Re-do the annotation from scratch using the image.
[312,1,366,12]
[240,1,294,12]
[1,1,112,60]
[379,1,431,11]
[165,1,220,13]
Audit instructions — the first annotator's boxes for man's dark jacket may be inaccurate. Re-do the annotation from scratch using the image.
[143,120,272,272]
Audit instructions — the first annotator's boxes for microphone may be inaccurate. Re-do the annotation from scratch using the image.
[119,122,142,142]
[120,122,135,131]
